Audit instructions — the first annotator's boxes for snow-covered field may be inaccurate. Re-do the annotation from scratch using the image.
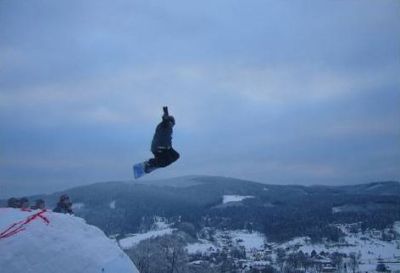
[185,223,400,272]
[119,228,175,249]
[222,195,254,204]
[112,210,400,273]
[276,224,400,272]
[394,221,400,235]
[186,229,266,254]
[72,202,85,210]
[218,230,266,251]
[119,217,175,250]
[288,234,399,261]
[186,239,218,254]
[106,211,400,273]
[0,208,138,273]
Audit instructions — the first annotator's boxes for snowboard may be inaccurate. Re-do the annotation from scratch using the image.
[133,162,158,179]
[133,162,146,179]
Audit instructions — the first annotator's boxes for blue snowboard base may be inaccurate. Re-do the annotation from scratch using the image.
[133,162,146,179]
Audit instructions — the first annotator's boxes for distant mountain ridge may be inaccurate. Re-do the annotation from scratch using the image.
[1,176,399,242]
[135,175,400,194]
[334,181,400,195]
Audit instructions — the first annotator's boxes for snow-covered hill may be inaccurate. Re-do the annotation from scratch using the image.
[0,208,139,273]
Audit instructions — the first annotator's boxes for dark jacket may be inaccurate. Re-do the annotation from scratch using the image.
[31,199,45,210]
[7,197,20,208]
[151,119,173,153]
[53,202,73,214]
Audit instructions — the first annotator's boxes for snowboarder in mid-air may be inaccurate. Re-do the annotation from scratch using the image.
[133,106,180,179]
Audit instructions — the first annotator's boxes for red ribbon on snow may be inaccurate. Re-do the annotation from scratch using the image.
[0,209,50,240]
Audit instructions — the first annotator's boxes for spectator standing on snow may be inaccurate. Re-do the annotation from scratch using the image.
[53,194,73,214]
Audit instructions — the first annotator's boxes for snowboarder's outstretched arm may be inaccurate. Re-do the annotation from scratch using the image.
[152,106,175,152]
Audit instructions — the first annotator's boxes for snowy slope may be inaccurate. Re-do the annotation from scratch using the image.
[222,195,254,204]
[0,208,139,273]
[119,228,175,249]
[119,217,175,249]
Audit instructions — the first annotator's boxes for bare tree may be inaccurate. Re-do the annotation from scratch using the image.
[159,235,188,273]
[126,240,155,273]
[330,252,344,273]
[276,248,286,273]
[348,252,359,273]
[126,234,188,273]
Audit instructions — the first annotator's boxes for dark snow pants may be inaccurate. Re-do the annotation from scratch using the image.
[145,148,180,173]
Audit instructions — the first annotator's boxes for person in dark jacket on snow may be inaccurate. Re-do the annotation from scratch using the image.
[7,197,20,208]
[53,194,73,214]
[31,199,46,210]
[20,197,30,210]
[144,106,180,174]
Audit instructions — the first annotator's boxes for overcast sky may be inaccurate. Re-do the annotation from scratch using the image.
[1,0,399,198]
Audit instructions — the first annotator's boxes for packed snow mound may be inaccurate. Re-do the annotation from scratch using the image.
[0,208,139,273]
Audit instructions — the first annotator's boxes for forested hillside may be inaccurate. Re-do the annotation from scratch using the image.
[4,176,399,243]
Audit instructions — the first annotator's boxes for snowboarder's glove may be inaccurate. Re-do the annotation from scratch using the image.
[163,106,169,115]
[162,106,169,120]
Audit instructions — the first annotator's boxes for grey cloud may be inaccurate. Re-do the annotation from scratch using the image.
[0,0,399,197]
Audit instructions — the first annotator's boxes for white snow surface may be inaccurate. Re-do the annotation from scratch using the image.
[72,202,85,210]
[119,228,174,249]
[394,221,400,235]
[302,230,397,261]
[186,239,218,254]
[187,225,399,272]
[227,230,266,251]
[152,216,170,229]
[186,230,266,254]
[119,218,175,250]
[332,206,343,213]
[281,225,400,272]
[0,208,139,273]
[222,195,254,204]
